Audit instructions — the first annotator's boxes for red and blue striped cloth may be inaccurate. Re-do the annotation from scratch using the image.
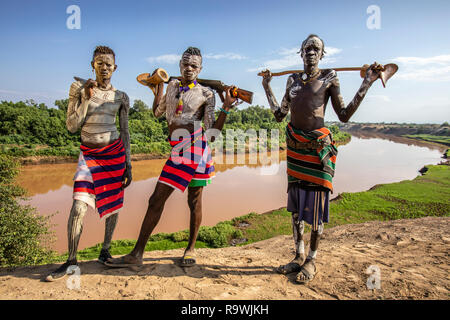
[158,127,215,192]
[73,138,126,218]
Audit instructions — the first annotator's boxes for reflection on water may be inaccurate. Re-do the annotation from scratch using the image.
[17,137,444,253]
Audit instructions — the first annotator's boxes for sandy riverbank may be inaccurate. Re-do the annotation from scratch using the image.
[1,216,448,300]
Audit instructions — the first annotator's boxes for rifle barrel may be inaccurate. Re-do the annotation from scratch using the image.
[166,77,253,104]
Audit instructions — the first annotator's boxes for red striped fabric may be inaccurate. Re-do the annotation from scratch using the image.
[76,139,126,218]
[158,128,215,192]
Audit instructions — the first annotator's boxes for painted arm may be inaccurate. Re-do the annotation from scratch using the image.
[152,82,166,117]
[205,88,236,142]
[66,81,90,133]
[119,92,132,188]
[212,88,236,130]
[261,71,291,122]
[329,63,382,123]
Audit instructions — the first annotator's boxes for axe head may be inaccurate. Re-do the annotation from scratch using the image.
[360,63,398,88]
[137,73,151,86]
[379,63,398,88]
[137,73,157,95]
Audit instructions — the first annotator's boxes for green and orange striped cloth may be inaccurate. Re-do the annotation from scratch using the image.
[286,123,338,191]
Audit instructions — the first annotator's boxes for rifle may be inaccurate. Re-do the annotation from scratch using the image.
[137,71,253,104]
[167,77,253,104]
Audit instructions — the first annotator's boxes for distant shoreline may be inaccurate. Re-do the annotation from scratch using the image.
[16,130,447,166]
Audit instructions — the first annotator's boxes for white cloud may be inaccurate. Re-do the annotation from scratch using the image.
[367,94,391,102]
[146,54,181,64]
[203,53,247,60]
[395,66,450,82]
[247,46,342,72]
[146,52,246,64]
[323,47,342,57]
[392,54,450,82]
[393,55,450,66]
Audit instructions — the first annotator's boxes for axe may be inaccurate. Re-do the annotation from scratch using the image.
[257,63,398,88]
[73,76,93,98]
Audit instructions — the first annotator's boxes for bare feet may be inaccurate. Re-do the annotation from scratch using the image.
[104,254,143,268]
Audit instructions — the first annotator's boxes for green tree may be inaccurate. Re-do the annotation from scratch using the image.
[55,99,69,113]
[129,99,150,120]
[0,155,55,267]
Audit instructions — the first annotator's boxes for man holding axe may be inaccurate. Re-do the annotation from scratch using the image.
[46,46,132,281]
[106,46,241,267]
[260,34,396,284]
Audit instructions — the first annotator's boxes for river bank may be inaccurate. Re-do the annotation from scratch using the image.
[15,134,445,255]
[1,149,448,300]
[15,129,447,166]
[17,152,169,166]
[337,122,449,139]
[12,125,351,166]
[1,216,448,300]
[49,156,449,263]
[338,122,450,151]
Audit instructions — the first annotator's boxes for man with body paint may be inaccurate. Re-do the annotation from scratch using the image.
[261,35,382,284]
[46,46,132,281]
[106,47,237,268]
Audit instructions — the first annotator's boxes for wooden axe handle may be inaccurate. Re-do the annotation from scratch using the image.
[257,66,370,77]
[258,63,398,88]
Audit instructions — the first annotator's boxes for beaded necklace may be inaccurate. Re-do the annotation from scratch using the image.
[300,69,321,85]
[176,80,198,116]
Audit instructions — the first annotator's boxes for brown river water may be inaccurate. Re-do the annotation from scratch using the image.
[17,134,445,253]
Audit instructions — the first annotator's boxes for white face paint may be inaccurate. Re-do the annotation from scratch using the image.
[92,54,116,83]
[179,54,202,83]
[301,36,324,66]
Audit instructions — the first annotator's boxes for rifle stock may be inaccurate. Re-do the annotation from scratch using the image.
[168,77,253,104]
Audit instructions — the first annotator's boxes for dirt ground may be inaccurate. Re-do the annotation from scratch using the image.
[0,216,448,300]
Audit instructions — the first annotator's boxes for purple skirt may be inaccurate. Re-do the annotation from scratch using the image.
[287,183,330,231]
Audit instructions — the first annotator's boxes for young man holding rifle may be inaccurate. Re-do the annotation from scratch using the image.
[106,47,237,268]
[261,34,383,284]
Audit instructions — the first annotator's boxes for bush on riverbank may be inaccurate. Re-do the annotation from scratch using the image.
[0,155,56,267]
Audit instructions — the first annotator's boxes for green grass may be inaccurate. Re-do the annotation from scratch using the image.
[327,164,449,226]
[237,164,449,243]
[403,134,450,147]
[49,163,449,263]
[53,221,241,262]
[57,240,209,262]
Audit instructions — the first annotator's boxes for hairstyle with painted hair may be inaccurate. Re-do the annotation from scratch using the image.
[92,46,115,60]
[300,34,326,57]
[182,46,202,58]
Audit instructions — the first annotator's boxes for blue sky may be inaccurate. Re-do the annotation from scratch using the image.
[0,0,449,123]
